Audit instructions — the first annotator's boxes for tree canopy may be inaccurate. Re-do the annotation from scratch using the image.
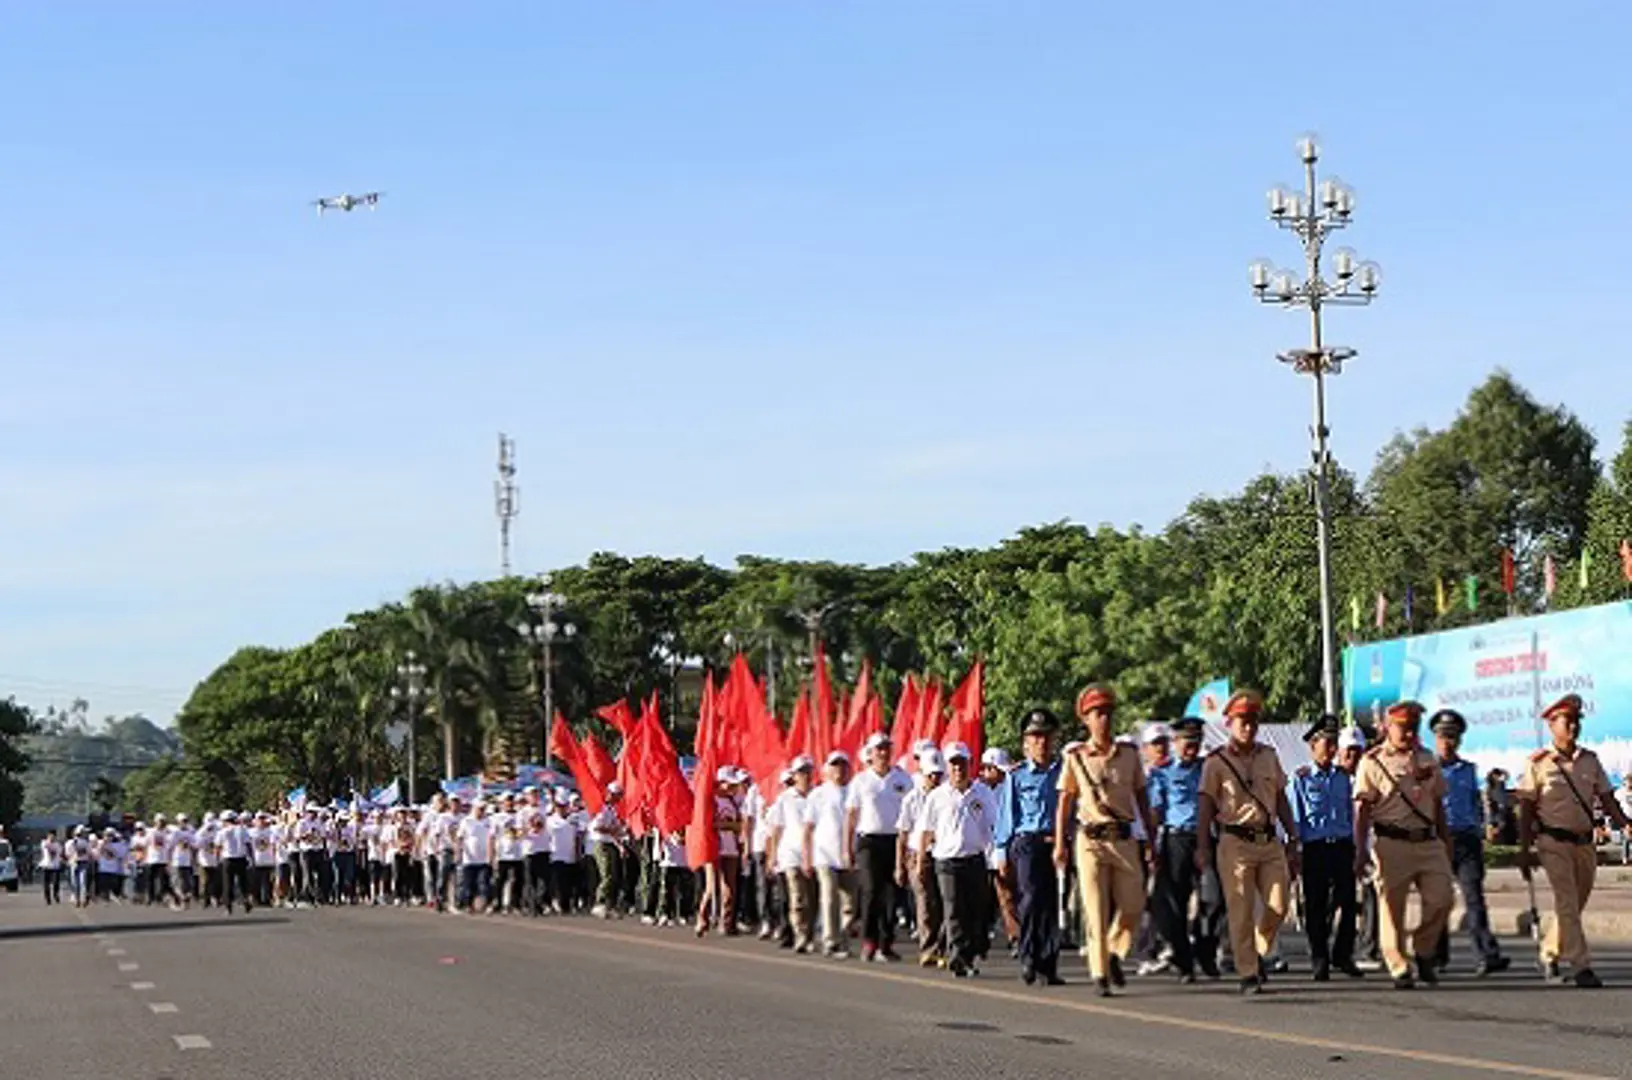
[10,372,1626,819]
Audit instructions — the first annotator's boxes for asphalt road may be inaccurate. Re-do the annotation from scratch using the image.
[5,895,1632,1080]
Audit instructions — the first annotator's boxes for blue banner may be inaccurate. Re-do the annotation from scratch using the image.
[1185,678,1230,723]
[1344,600,1632,778]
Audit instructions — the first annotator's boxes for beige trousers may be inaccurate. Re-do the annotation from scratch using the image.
[1217,834,1288,980]
[1537,834,1597,970]
[1372,835,1453,977]
[1074,834,1143,980]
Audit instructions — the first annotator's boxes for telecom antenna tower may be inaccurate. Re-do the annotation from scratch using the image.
[495,434,519,577]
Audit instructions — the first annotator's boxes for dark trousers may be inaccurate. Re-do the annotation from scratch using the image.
[146,865,177,905]
[526,852,551,913]
[496,859,525,910]
[855,834,898,948]
[302,851,327,904]
[1301,837,1357,966]
[1154,830,1223,973]
[43,868,61,904]
[335,852,358,902]
[252,865,273,906]
[549,860,576,910]
[223,857,251,910]
[1011,832,1061,975]
[936,855,989,967]
[1435,830,1502,966]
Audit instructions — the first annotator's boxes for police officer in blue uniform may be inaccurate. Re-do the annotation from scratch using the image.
[1430,708,1510,976]
[996,708,1065,986]
[1148,716,1223,980]
[1289,714,1362,980]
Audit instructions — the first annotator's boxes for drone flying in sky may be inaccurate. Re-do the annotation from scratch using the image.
[311,191,383,215]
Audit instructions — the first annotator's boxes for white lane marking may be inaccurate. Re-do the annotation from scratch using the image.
[106,948,127,956]
[148,1003,179,1014]
[173,1035,211,1050]
[117,962,139,972]
[130,982,156,991]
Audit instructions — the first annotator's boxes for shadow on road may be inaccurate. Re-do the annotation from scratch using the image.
[0,916,290,940]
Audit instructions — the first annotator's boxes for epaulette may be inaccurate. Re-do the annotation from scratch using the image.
[1365,746,1384,759]
[1529,749,1550,763]
[1295,765,1311,779]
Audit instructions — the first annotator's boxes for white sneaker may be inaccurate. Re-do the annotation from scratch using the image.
[641,915,656,926]
[590,904,608,919]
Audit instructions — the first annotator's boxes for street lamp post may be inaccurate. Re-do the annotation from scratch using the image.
[520,573,575,768]
[390,651,428,805]
[1251,132,1381,717]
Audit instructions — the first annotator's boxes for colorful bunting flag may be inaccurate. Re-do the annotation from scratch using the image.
[1435,577,1447,616]
[1580,548,1592,591]
[1374,591,1386,630]
[1543,555,1557,602]
[1623,540,1632,584]
[1349,595,1360,632]
[1465,575,1478,611]
[1501,548,1516,596]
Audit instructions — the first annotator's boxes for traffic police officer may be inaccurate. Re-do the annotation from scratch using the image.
[1147,715,1223,980]
[1055,684,1157,997]
[1516,693,1632,988]
[1196,688,1298,995]
[1289,713,1360,980]
[1429,708,1510,976]
[1353,700,1452,989]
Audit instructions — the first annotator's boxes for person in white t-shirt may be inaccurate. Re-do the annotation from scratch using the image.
[456,802,494,914]
[845,732,913,961]
[196,815,222,908]
[921,742,999,977]
[517,788,550,916]
[897,747,947,964]
[695,767,749,937]
[544,792,581,913]
[767,756,817,952]
[169,814,197,907]
[145,815,179,907]
[248,812,278,906]
[655,830,689,925]
[588,783,628,918]
[806,751,857,958]
[67,826,94,907]
[217,810,253,913]
[491,794,527,915]
[742,781,775,938]
[39,831,64,905]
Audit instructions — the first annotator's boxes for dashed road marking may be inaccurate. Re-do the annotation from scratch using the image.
[130,982,156,991]
[106,947,127,956]
[148,1003,179,1014]
[117,962,139,972]
[173,1035,212,1050]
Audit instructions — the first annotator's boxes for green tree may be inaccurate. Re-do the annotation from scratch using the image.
[0,698,34,825]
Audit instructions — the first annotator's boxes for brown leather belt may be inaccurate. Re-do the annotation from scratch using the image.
[1222,824,1275,843]
[1080,822,1132,841]
[1375,823,1435,843]
[1539,825,1594,846]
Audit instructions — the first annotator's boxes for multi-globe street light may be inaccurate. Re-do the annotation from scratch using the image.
[390,651,428,805]
[1250,132,1381,716]
[518,573,575,767]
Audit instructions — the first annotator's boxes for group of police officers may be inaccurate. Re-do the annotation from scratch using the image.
[36,683,1630,998]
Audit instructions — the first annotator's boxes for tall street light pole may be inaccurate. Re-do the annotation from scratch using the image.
[391,652,428,805]
[521,573,575,767]
[1251,132,1381,716]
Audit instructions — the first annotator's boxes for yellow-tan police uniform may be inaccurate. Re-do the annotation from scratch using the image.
[1518,693,1615,979]
[1199,690,1289,983]
[1354,700,1451,984]
[1061,688,1146,987]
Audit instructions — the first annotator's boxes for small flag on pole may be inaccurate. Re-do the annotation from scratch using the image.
[1349,595,1360,632]
[1465,575,1479,611]
[1543,555,1557,601]
[1622,539,1632,583]
[1580,548,1592,591]
[1374,591,1387,630]
[1501,548,1516,596]
[1435,577,1447,616]
[1404,584,1415,626]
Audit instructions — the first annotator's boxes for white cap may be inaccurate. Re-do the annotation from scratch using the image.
[790,754,816,772]
[606,781,623,795]
[522,785,539,794]
[778,766,796,785]
[1338,726,1367,750]
[1141,723,1171,745]
[824,750,850,767]
[920,749,947,774]
[863,732,891,752]
[912,738,936,755]
[942,741,972,762]
[981,747,1012,769]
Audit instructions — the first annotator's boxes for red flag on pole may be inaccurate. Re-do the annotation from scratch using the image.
[686,674,721,869]
[944,660,985,762]
[1621,539,1632,583]
[812,644,835,765]
[548,712,605,814]
[581,732,617,789]
[1374,591,1386,630]
[890,674,921,762]
[1501,548,1516,596]
[1543,554,1557,602]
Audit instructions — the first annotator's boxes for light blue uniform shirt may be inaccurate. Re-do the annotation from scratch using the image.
[1148,759,1203,831]
[1289,763,1353,843]
[1440,757,1484,834]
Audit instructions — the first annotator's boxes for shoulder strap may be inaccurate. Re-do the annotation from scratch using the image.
[1212,748,1275,823]
[1073,748,1132,825]
[1371,753,1438,829]
[1546,753,1598,825]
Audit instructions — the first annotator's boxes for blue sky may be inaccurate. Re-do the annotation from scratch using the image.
[3,3,1629,723]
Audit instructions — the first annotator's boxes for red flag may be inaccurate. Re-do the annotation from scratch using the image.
[1543,555,1557,601]
[686,674,721,869]
[890,674,921,759]
[1501,548,1516,595]
[731,655,786,800]
[581,732,617,789]
[835,659,873,763]
[812,644,835,765]
[1375,591,1387,630]
[612,702,651,835]
[787,689,812,763]
[549,712,605,814]
[944,660,985,762]
[1621,540,1632,583]
[637,696,693,834]
[596,700,635,738]
[918,678,946,749]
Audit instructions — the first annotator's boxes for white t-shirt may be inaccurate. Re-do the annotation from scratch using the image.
[519,805,548,856]
[69,837,92,864]
[144,827,170,866]
[218,825,249,860]
[546,812,580,863]
[658,833,687,868]
[97,840,127,875]
[744,786,771,856]
[805,782,850,870]
[846,766,912,836]
[896,782,935,853]
[715,794,743,858]
[493,811,526,861]
[197,825,221,867]
[39,837,63,870]
[458,817,493,866]
[765,788,811,873]
[587,807,624,846]
[923,781,998,861]
[250,826,278,868]
[169,828,195,868]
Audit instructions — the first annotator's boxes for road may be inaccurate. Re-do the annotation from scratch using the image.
[5,895,1632,1080]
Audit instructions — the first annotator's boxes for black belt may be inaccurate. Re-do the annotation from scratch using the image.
[1374,823,1435,843]
[1539,825,1594,846]
[1080,822,1132,841]
[1222,824,1275,843]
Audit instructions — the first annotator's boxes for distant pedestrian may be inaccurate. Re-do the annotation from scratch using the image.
[39,831,63,905]
[1430,710,1508,977]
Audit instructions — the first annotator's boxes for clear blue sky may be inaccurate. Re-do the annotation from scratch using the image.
[3,4,1629,723]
